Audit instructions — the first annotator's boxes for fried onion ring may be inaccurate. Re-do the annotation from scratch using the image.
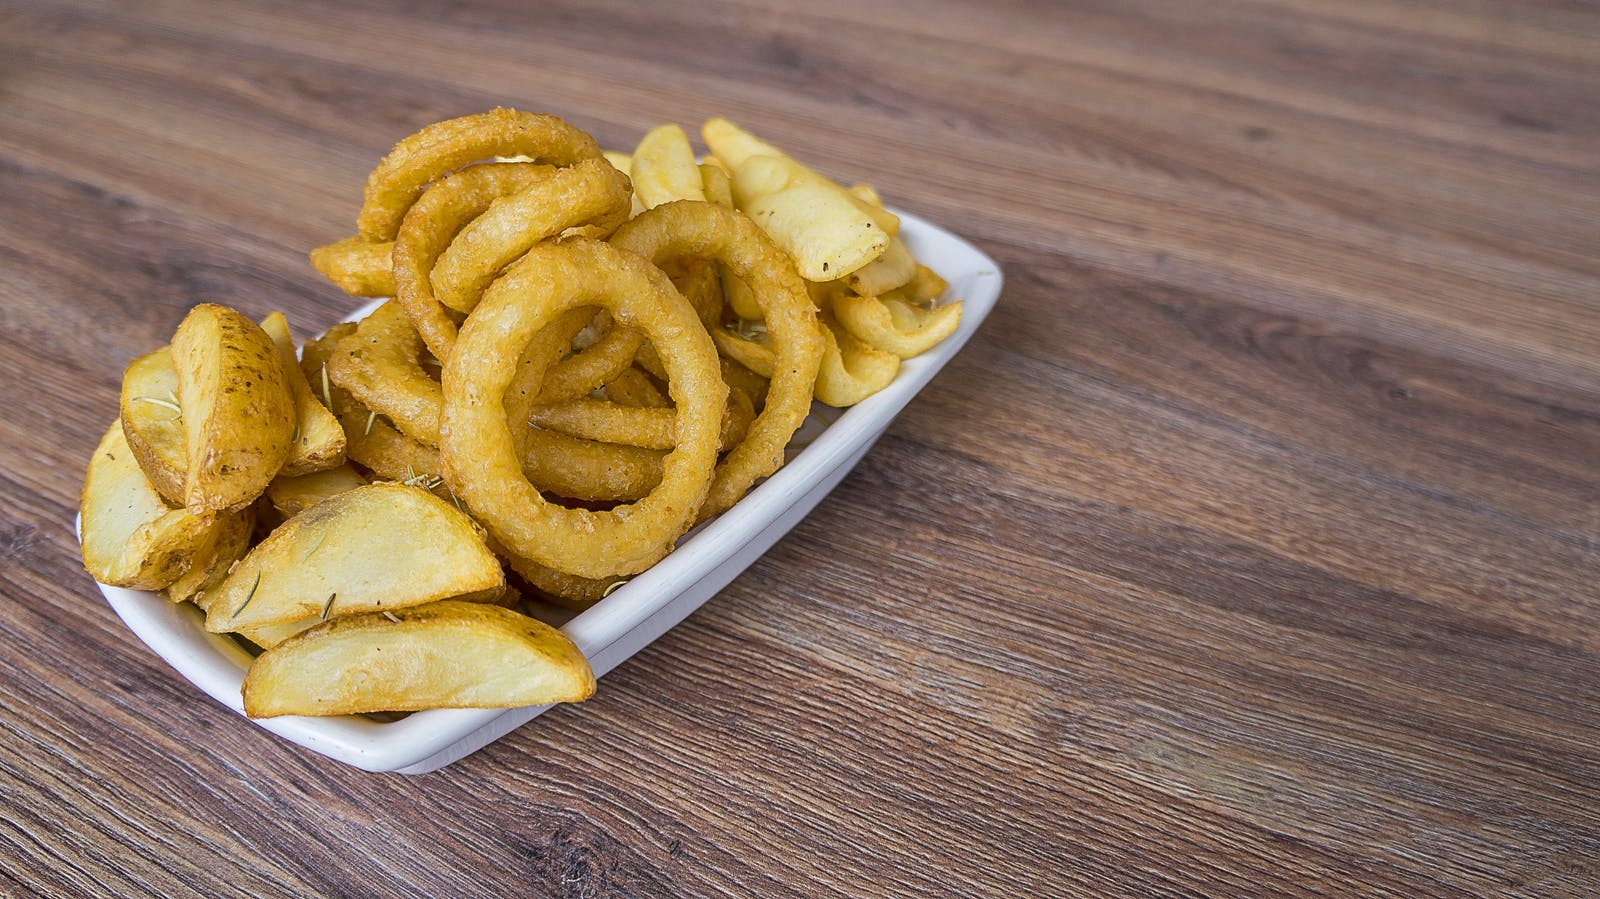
[527,388,751,452]
[611,201,823,520]
[359,108,601,241]
[441,239,724,578]
[604,366,669,408]
[392,162,555,360]
[519,428,663,503]
[531,319,646,405]
[429,157,632,315]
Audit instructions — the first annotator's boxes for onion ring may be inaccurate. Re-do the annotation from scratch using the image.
[440,239,724,578]
[610,201,823,520]
[429,157,632,315]
[501,550,627,609]
[530,320,646,405]
[604,366,669,408]
[527,390,751,452]
[358,108,601,241]
[392,162,554,361]
[519,428,663,503]
[720,357,770,412]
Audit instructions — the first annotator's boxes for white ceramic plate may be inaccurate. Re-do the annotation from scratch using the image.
[88,211,1001,773]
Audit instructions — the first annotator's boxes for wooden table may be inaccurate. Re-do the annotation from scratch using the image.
[2,1,1596,895]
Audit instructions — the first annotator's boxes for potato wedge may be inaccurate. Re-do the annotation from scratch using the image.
[833,291,963,359]
[701,162,733,208]
[241,601,595,717]
[260,312,346,477]
[702,116,789,171]
[235,617,322,651]
[172,304,296,513]
[80,421,215,589]
[732,155,890,281]
[203,482,504,632]
[233,573,522,650]
[880,263,949,307]
[308,236,395,298]
[631,124,705,209]
[119,346,187,504]
[814,311,900,407]
[843,237,916,297]
[265,463,368,518]
[601,151,645,218]
[167,507,254,605]
[848,183,883,208]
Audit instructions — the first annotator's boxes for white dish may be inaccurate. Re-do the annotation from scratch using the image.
[89,211,1002,773]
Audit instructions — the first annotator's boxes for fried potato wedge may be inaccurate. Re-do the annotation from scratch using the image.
[241,601,595,717]
[119,346,187,505]
[172,304,296,513]
[843,236,916,298]
[261,312,346,476]
[167,507,254,605]
[732,155,890,281]
[701,162,733,208]
[602,150,646,218]
[702,116,789,172]
[309,236,396,298]
[631,124,705,209]
[80,421,215,590]
[833,291,964,359]
[203,482,504,633]
[814,312,900,407]
[265,463,368,518]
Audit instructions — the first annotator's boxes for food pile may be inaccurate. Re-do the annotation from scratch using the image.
[80,110,962,717]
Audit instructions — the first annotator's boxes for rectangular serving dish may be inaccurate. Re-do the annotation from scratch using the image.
[90,210,1001,773]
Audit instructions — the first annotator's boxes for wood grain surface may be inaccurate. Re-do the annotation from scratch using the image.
[2,0,1597,895]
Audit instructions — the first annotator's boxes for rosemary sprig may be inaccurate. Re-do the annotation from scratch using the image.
[320,592,337,619]
[400,466,444,490]
[726,320,767,342]
[320,365,332,408]
[132,396,182,419]
[302,533,326,561]
[382,611,401,624]
[232,570,262,618]
[364,410,376,436]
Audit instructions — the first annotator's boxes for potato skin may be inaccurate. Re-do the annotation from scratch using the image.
[80,421,214,590]
[242,600,594,717]
[260,312,346,477]
[171,304,296,514]
[119,347,187,504]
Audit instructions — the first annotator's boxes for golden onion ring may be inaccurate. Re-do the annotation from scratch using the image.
[611,201,823,520]
[358,108,601,241]
[527,390,751,452]
[441,239,724,578]
[429,157,632,315]
[392,162,554,361]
